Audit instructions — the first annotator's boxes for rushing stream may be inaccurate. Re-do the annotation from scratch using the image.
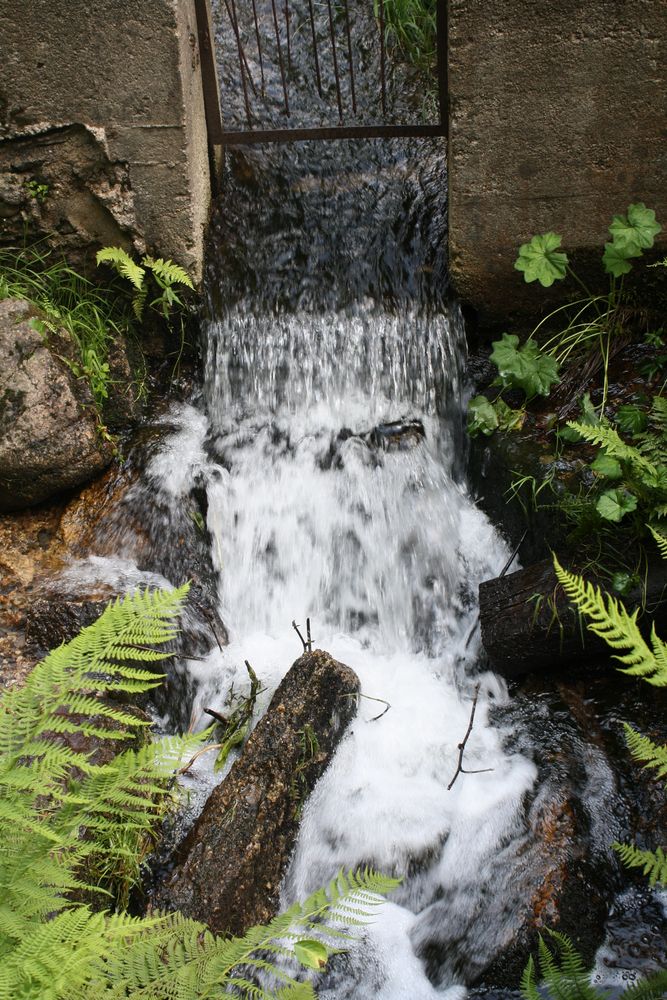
[53,2,665,992]
[197,292,537,996]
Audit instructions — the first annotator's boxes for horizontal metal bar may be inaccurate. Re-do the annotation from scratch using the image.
[217,123,447,145]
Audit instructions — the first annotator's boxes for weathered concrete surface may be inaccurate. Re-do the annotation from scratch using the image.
[157,649,360,937]
[0,299,113,511]
[0,0,211,281]
[448,0,667,324]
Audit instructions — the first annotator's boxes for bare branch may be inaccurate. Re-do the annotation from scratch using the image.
[447,684,494,790]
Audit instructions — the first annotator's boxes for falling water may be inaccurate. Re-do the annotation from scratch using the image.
[151,168,536,992]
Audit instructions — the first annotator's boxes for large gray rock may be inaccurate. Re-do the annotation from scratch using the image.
[156,648,360,936]
[0,298,112,510]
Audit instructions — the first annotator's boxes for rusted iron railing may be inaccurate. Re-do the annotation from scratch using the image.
[195,0,447,145]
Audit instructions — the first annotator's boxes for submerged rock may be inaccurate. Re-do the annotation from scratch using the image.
[154,648,360,936]
[0,298,112,511]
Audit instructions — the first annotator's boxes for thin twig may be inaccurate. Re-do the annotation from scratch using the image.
[447,684,493,790]
[340,691,391,722]
[499,529,527,578]
[204,707,228,726]
[306,618,312,651]
[177,743,224,775]
[464,529,527,650]
[292,619,309,651]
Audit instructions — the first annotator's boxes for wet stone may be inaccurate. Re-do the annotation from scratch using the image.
[152,648,360,937]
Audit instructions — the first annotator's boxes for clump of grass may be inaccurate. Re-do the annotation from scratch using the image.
[376,0,437,71]
[0,244,135,409]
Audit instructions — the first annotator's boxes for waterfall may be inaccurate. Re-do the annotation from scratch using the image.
[142,261,531,996]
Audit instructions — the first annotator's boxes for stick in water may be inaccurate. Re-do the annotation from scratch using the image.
[447,684,494,790]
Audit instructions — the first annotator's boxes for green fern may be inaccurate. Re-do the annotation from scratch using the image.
[612,843,667,888]
[521,930,667,1000]
[0,587,398,999]
[567,420,659,480]
[97,247,193,319]
[143,255,194,290]
[623,723,667,779]
[93,869,399,1000]
[553,556,667,686]
[553,544,667,899]
[649,524,667,559]
[96,247,145,291]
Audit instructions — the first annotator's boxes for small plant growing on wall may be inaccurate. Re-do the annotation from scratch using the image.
[96,247,194,319]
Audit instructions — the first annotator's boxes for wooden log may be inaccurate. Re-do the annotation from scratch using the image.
[479,558,667,677]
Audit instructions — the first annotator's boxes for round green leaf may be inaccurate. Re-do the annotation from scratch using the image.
[590,453,622,479]
[467,395,499,437]
[608,202,662,253]
[614,404,648,436]
[294,939,329,971]
[596,489,638,522]
[612,571,638,596]
[494,398,526,432]
[602,240,641,277]
[490,333,560,398]
[514,232,568,287]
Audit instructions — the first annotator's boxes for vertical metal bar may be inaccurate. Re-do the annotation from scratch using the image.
[378,0,387,116]
[225,0,257,97]
[342,0,356,116]
[307,0,323,97]
[270,0,290,116]
[224,0,252,124]
[436,0,448,133]
[326,0,344,124]
[193,0,224,145]
[250,0,265,95]
[284,0,292,73]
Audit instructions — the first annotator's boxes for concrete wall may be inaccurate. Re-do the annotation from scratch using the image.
[448,0,667,324]
[0,0,211,282]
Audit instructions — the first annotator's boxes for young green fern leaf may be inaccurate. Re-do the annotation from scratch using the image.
[623,722,667,780]
[612,843,667,888]
[649,525,667,559]
[520,930,667,1000]
[143,255,194,290]
[96,247,145,291]
[553,557,667,686]
[567,420,659,482]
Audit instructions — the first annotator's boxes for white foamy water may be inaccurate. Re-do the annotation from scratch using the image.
[152,298,538,996]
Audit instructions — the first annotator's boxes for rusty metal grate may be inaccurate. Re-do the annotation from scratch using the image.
[195,0,447,145]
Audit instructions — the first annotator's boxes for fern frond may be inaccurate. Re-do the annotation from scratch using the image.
[649,524,667,559]
[142,255,194,289]
[567,420,658,480]
[521,931,610,1000]
[612,842,667,887]
[553,557,667,685]
[132,284,147,319]
[622,970,667,1000]
[0,585,397,999]
[96,247,145,290]
[0,585,189,761]
[623,723,667,780]
[103,869,398,998]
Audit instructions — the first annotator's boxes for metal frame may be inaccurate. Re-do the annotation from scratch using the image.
[195,0,448,146]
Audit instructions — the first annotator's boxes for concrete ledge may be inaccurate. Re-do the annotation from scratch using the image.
[0,0,210,282]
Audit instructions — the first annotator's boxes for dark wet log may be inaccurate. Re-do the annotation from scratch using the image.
[156,648,360,936]
[479,558,667,677]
